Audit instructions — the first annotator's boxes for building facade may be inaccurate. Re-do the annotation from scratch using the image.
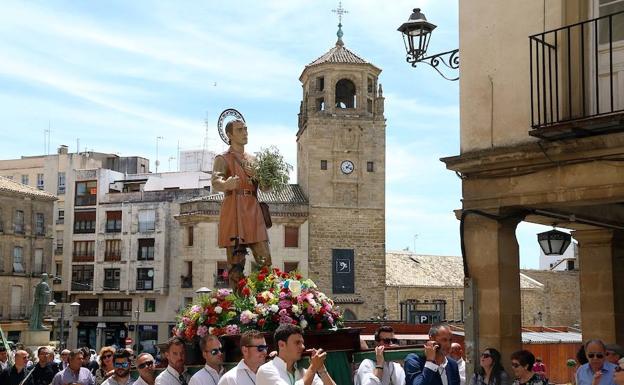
[0,176,56,342]
[442,0,624,366]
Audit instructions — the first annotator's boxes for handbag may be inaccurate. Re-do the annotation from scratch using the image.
[259,202,272,228]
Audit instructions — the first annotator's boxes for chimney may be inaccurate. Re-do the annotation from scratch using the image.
[58,145,69,155]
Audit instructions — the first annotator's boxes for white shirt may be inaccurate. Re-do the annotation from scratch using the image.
[354,359,405,385]
[102,376,134,385]
[189,365,223,385]
[0,359,9,371]
[218,360,257,385]
[256,356,323,385]
[155,366,191,385]
[425,357,449,385]
[456,358,466,385]
[134,376,152,385]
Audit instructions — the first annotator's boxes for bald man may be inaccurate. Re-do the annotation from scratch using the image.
[449,343,466,385]
[0,349,29,385]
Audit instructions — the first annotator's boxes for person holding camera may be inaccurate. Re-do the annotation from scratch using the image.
[404,323,461,385]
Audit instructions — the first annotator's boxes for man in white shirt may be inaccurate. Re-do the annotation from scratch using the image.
[355,325,405,385]
[449,343,465,385]
[134,353,156,385]
[0,346,10,371]
[218,330,267,385]
[155,337,191,385]
[256,324,337,385]
[189,335,224,385]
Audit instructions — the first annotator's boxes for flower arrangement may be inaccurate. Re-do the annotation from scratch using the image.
[252,146,292,192]
[173,267,344,340]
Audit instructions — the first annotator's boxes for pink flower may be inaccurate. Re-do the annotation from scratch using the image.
[278,300,291,309]
[191,305,202,314]
[182,317,191,325]
[196,325,208,337]
[279,314,294,324]
[225,324,240,335]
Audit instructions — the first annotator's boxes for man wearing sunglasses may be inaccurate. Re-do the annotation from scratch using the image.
[189,335,224,385]
[134,353,156,385]
[404,323,461,385]
[218,330,267,385]
[576,339,617,385]
[355,325,405,385]
[101,349,132,385]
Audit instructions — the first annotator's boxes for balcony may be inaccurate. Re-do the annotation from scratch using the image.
[75,195,97,206]
[530,10,624,140]
[181,275,193,288]
[56,218,64,225]
[54,248,64,256]
[72,252,95,262]
[71,281,93,291]
[32,265,45,276]
[103,280,120,291]
[104,252,121,262]
[53,277,62,284]
[5,306,27,320]
[57,186,65,195]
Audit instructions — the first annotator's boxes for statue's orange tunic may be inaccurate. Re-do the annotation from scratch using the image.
[215,150,268,247]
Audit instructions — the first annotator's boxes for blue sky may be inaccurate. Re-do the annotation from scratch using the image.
[0,0,551,268]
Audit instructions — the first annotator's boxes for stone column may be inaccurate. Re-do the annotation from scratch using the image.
[572,229,624,344]
[462,213,523,371]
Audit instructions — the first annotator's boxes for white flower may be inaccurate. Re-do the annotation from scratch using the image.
[211,298,217,304]
[291,305,300,315]
[214,306,223,314]
[270,304,279,313]
[289,280,302,296]
[300,319,308,329]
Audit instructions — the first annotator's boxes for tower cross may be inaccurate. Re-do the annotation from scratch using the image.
[332,1,348,24]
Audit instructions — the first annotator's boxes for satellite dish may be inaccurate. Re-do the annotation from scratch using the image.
[217,109,246,145]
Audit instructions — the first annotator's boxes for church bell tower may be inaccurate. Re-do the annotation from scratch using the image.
[297,19,386,320]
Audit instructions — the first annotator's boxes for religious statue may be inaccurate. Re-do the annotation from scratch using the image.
[212,116,272,289]
[29,273,51,330]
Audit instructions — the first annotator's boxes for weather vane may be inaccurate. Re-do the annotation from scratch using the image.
[332,1,348,24]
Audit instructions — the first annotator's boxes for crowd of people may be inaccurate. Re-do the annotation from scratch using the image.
[0,323,623,385]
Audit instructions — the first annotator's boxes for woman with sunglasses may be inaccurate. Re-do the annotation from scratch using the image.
[576,339,617,385]
[95,346,115,385]
[509,350,547,385]
[470,348,510,385]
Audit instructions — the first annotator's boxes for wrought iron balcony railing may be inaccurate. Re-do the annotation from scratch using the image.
[530,10,624,139]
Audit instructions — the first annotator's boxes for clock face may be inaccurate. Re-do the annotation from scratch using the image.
[340,160,354,174]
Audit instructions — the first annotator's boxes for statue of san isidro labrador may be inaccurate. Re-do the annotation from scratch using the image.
[211,110,272,290]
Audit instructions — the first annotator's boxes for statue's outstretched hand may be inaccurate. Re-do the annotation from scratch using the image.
[223,176,240,191]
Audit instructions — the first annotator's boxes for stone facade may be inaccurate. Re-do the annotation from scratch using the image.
[297,39,386,320]
[0,176,56,339]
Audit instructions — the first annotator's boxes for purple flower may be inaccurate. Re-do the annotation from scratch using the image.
[278,300,291,309]
[196,325,208,337]
[191,305,202,314]
[225,324,240,335]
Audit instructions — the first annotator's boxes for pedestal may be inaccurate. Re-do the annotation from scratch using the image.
[22,330,51,348]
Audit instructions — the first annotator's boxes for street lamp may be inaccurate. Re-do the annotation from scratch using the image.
[48,301,80,349]
[195,287,212,295]
[537,228,572,255]
[398,8,459,81]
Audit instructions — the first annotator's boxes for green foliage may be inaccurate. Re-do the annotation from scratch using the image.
[253,146,292,192]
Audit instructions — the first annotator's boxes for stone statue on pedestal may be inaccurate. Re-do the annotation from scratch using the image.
[29,273,51,330]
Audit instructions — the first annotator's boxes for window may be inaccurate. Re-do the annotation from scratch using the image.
[367,98,373,113]
[21,175,29,185]
[78,298,98,316]
[284,226,299,248]
[335,78,356,109]
[33,249,44,274]
[332,249,355,294]
[181,261,192,288]
[367,161,374,172]
[104,269,120,291]
[138,209,155,232]
[72,265,94,291]
[57,172,66,194]
[55,263,62,278]
[75,181,97,206]
[284,261,300,274]
[35,213,45,236]
[215,261,228,288]
[73,241,95,262]
[320,160,328,170]
[137,268,154,290]
[316,76,325,91]
[137,238,155,260]
[106,211,122,233]
[55,230,63,254]
[145,299,156,313]
[73,210,96,234]
[14,210,24,234]
[103,299,132,316]
[599,0,624,43]
[184,297,193,307]
[367,77,374,93]
[36,174,44,190]
[105,240,121,261]
[187,226,194,246]
[316,97,325,111]
[57,210,64,224]
[13,247,24,273]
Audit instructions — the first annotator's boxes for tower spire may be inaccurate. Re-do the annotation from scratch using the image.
[332,1,348,46]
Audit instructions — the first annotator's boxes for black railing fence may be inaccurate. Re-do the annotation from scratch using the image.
[530,10,624,130]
